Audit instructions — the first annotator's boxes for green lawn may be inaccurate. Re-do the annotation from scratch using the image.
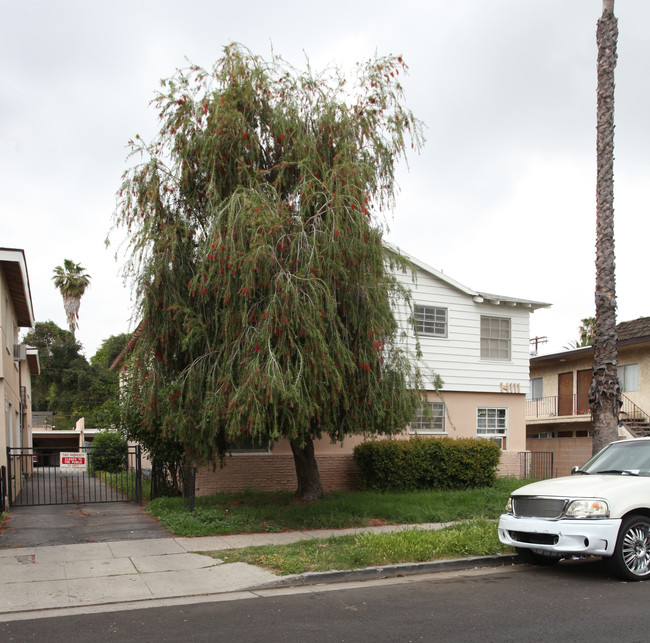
[146,477,528,537]
[201,519,509,575]
[147,479,532,574]
[93,470,152,502]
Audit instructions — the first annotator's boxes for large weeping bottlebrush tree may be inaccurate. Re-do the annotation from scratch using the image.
[113,45,425,501]
[590,0,621,455]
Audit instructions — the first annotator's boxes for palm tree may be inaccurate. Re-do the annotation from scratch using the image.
[52,259,91,335]
[590,0,620,455]
[578,316,596,346]
[564,316,596,350]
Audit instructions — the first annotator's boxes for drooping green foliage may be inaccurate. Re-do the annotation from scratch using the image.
[113,44,425,481]
[119,378,185,496]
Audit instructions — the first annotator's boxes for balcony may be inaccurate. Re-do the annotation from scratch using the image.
[526,394,648,426]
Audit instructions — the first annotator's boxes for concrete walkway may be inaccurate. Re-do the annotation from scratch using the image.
[0,523,516,620]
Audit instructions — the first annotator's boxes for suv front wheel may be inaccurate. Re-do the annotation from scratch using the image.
[608,515,650,581]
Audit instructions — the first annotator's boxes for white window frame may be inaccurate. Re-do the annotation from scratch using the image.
[414,305,447,338]
[15,407,20,449]
[480,316,511,361]
[617,363,638,393]
[227,437,271,455]
[410,401,446,434]
[8,400,14,448]
[527,377,543,401]
[477,406,507,449]
[4,293,10,352]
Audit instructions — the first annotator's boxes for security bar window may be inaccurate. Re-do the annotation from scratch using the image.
[411,401,445,434]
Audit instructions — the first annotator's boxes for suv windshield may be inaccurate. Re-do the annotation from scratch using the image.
[580,440,650,476]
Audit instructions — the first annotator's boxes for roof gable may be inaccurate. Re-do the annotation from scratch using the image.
[388,244,550,311]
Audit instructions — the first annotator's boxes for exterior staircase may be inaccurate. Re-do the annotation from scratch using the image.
[622,417,650,438]
[619,395,650,438]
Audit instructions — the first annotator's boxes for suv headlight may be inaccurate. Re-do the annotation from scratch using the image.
[565,499,609,518]
[505,497,513,513]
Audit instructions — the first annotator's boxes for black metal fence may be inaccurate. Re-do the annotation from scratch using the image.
[520,451,554,480]
[150,458,183,499]
[183,466,197,512]
[0,466,6,513]
[6,445,142,507]
[148,459,196,512]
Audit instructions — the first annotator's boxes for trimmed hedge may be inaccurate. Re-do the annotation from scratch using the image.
[353,437,501,491]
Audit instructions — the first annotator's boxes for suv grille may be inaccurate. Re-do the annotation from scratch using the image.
[512,496,567,519]
[509,531,559,545]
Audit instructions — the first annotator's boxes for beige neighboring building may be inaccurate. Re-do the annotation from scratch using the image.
[526,316,650,477]
[1,249,39,508]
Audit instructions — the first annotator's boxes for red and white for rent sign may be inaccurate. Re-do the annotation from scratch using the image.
[60,452,87,471]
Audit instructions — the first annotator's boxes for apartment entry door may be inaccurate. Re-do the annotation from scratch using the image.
[577,369,591,415]
[558,372,574,416]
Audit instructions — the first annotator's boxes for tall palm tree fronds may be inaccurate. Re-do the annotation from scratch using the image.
[564,316,596,350]
[52,259,91,335]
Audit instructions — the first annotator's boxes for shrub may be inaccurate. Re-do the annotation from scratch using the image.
[353,437,501,491]
[89,430,128,473]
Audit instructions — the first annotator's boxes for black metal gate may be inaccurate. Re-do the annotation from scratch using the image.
[520,451,554,480]
[0,465,6,513]
[6,445,142,507]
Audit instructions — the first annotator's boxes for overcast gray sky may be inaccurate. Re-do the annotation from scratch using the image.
[2,0,649,358]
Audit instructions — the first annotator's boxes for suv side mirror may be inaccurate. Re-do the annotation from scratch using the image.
[571,465,580,475]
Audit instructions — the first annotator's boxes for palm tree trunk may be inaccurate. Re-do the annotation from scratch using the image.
[590,0,621,455]
[63,295,80,334]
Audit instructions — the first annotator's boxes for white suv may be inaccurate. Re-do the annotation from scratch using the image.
[498,437,650,580]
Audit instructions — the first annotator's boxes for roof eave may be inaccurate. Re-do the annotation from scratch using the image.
[386,243,551,310]
[26,347,40,375]
[0,248,35,328]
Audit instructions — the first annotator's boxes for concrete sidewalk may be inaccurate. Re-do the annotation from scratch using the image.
[0,523,516,620]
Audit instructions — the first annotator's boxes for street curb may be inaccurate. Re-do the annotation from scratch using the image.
[254,554,520,589]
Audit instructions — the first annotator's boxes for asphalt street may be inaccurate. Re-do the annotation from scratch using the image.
[1,558,648,642]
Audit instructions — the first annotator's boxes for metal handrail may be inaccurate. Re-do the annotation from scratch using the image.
[620,394,650,425]
[526,393,649,423]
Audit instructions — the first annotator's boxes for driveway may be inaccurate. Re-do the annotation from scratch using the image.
[1,470,171,547]
[0,501,171,547]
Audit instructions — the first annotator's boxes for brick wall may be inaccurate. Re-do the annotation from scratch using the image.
[527,437,592,477]
[196,449,520,495]
[497,450,521,478]
[195,454,361,495]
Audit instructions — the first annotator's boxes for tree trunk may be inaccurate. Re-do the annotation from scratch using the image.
[290,437,324,502]
[63,295,80,335]
[590,0,620,456]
